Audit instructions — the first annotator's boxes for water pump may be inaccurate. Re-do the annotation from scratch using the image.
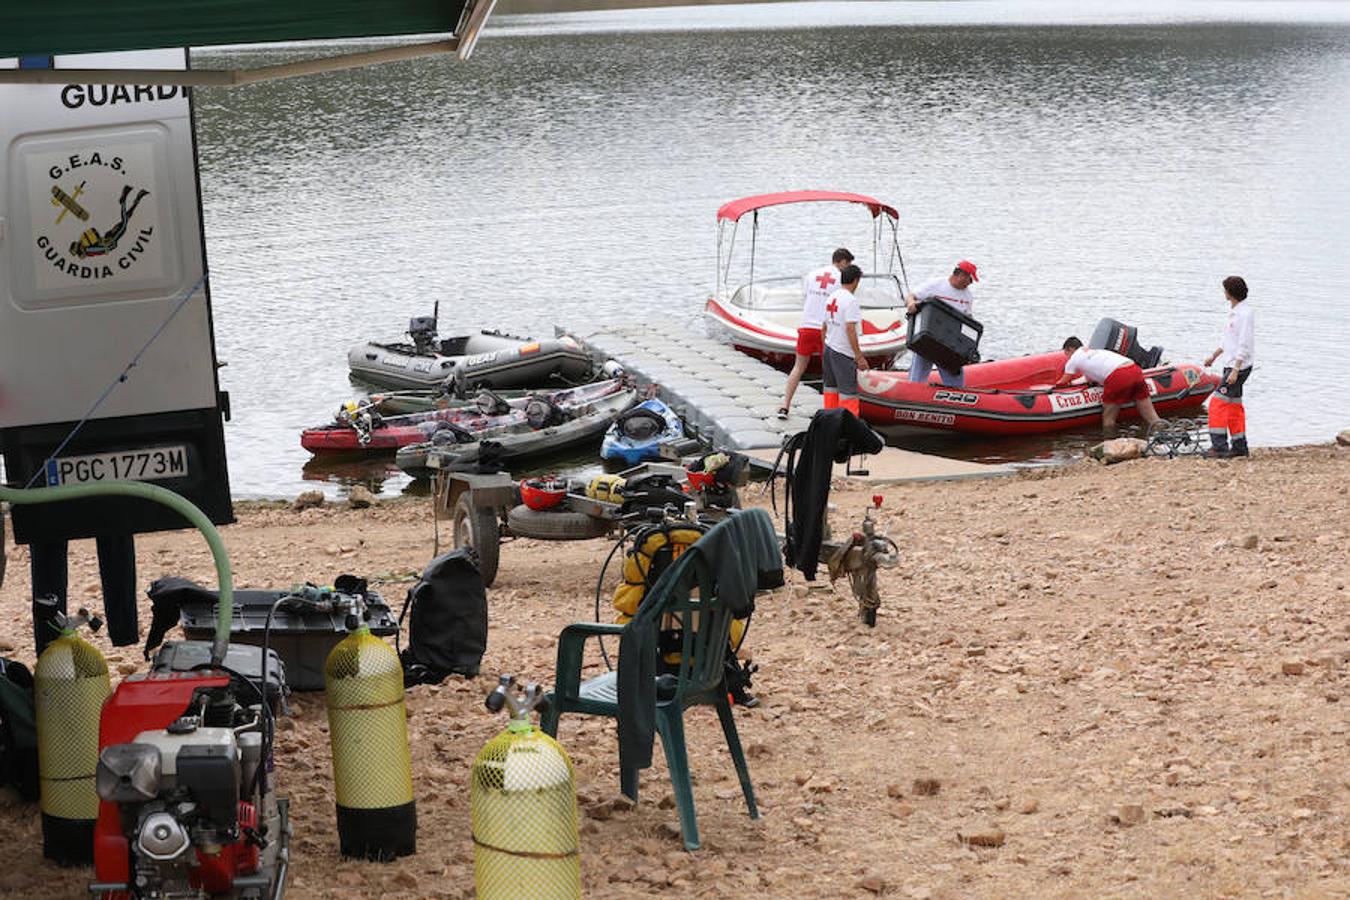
[90,667,289,899]
[824,495,900,626]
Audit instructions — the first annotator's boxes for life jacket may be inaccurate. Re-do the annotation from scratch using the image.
[612,523,746,664]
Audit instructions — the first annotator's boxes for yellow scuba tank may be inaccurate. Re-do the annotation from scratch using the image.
[34,608,110,865]
[586,474,625,503]
[325,625,416,860]
[613,525,746,660]
[473,676,579,900]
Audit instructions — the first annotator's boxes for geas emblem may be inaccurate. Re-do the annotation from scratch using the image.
[34,147,158,283]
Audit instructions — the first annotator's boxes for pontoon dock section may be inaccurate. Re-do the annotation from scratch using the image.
[574,323,821,450]
[572,322,1016,484]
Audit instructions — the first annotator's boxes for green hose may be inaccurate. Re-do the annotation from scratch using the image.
[0,481,232,665]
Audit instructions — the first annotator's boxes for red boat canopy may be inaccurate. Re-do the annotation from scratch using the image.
[716,191,899,223]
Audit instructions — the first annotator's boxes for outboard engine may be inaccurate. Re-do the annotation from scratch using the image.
[408,316,439,355]
[1088,318,1163,369]
[92,667,289,899]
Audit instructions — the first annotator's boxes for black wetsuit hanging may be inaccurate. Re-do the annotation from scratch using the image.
[779,409,883,580]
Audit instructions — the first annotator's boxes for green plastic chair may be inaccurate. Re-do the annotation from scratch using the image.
[540,540,759,851]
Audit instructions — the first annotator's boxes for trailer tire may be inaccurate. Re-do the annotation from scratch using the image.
[453,494,500,587]
[507,504,610,541]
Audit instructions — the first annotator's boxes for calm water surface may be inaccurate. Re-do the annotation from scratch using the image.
[191,2,1350,496]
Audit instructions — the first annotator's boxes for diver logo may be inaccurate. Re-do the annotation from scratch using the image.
[34,150,156,282]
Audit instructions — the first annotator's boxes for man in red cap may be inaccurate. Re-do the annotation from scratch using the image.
[904,260,979,387]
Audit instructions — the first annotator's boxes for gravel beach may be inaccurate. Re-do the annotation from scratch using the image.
[1,444,1346,898]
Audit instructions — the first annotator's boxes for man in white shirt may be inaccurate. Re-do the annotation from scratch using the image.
[1202,275,1255,457]
[1054,337,1162,432]
[779,247,854,419]
[905,260,978,387]
[820,264,870,415]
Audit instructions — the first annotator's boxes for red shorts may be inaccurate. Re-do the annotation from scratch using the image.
[795,327,823,356]
[1101,363,1150,405]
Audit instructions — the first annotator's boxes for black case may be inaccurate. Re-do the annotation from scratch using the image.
[906,301,984,373]
[173,588,397,691]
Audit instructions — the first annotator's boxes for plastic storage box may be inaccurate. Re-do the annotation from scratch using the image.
[906,301,984,373]
[179,589,399,691]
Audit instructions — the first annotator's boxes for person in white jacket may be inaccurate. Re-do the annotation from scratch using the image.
[1202,275,1255,457]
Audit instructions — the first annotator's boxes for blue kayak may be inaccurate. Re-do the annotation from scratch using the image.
[601,398,683,464]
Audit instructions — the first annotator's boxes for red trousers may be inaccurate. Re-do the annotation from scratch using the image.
[822,391,859,415]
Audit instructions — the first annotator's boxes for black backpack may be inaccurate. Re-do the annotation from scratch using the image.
[0,659,39,801]
[398,549,488,686]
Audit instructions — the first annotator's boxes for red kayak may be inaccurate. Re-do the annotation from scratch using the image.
[301,380,624,454]
[858,351,1219,436]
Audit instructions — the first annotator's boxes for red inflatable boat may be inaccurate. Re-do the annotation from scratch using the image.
[300,380,624,454]
[858,351,1220,436]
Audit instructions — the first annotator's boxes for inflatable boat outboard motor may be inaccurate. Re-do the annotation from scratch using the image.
[1088,318,1163,369]
[409,314,439,356]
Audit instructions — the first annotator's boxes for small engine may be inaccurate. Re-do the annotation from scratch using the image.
[91,668,289,899]
[408,314,439,355]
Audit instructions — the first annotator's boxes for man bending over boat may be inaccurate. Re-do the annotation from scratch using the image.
[905,260,980,387]
[779,247,854,419]
[820,264,870,414]
[1055,337,1162,433]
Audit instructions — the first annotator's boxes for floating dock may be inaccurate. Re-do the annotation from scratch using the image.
[573,322,1015,484]
[575,323,821,450]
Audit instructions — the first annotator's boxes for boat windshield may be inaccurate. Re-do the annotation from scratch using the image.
[730,274,904,310]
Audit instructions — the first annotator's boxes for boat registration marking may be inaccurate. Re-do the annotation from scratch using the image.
[45,445,189,486]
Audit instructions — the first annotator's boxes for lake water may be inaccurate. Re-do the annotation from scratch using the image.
[190,1,1350,497]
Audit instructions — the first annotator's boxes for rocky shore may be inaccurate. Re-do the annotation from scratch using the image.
[1,444,1345,898]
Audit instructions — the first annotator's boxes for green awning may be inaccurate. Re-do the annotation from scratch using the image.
[2,0,472,58]
[0,0,496,84]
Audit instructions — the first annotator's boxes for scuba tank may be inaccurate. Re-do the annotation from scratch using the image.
[586,474,625,504]
[473,676,580,900]
[34,606,111,865]
[324,596,416,860]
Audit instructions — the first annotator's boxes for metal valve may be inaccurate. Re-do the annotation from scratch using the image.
[485,674,551,726]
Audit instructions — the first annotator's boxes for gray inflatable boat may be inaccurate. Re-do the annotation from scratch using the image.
[396,381,638,479]
[348,313,593,391]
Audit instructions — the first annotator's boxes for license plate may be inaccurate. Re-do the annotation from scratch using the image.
[45,445,189,486]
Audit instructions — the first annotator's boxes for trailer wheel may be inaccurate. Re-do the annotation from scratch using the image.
[507,504,610,541]
[453,494,500,587]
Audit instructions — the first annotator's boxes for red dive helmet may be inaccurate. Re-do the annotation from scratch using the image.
[520,476,568,511]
